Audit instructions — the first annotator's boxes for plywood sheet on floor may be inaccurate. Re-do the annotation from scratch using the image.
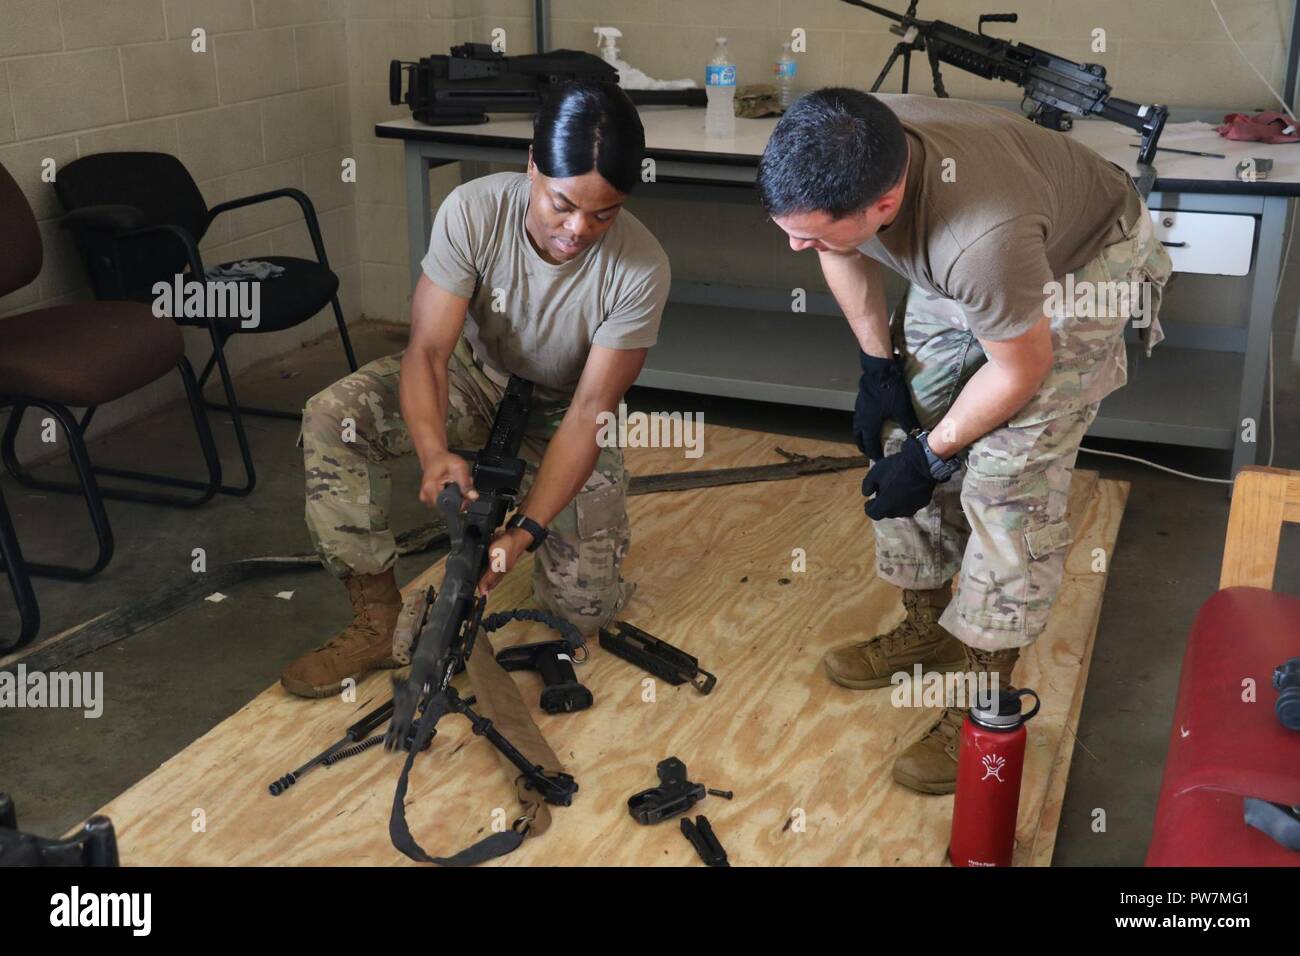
[95,425,1128,866]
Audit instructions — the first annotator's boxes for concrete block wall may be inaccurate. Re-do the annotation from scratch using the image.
[344,0,471,329]
[0,0,363,457]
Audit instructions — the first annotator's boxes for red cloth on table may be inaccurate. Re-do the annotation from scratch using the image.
[1216,111,1300,144]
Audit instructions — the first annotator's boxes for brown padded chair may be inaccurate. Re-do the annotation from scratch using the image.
[0,485,37,653]
[0,160,221,652]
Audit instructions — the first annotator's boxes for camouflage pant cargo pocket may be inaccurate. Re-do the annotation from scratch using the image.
[1021,517,1073,637]
[954,513,1071,641]
[576,482,624,538]
[1106,205,1172,357]
[574,482,626,591]
[531,449,633,636]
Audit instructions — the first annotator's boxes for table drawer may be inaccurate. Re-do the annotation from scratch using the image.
[1148,209,1254,276]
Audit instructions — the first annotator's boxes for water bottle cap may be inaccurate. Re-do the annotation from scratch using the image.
[970,687,1040,730]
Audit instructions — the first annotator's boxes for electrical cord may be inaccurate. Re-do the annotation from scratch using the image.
[1079,1,1293,481]
[1077,445,1235,484]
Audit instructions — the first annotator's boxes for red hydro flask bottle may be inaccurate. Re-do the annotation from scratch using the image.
[948,686,1041,867]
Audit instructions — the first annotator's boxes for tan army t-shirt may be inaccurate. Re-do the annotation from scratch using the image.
[422,172,671,398]
[858,94,1145,341]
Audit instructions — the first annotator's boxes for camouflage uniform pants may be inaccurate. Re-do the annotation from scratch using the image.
[873,204,1173,651]
[302,338,634,635]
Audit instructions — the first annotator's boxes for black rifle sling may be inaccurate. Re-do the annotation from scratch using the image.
[388,634,564,865]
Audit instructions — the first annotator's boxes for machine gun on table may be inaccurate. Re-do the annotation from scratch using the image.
[390,43,705,126]
[841,0,1169,193]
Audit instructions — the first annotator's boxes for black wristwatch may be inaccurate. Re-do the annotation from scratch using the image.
[506,513,549,552]
[917,430,959,482]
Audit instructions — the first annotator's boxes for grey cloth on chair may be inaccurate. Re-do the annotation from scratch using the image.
[205,259,286,281]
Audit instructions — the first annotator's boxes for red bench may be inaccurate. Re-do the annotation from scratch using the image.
[1146,588,1300,865]
[1146,467,1300,866]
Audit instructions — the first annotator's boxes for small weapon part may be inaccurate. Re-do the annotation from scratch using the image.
[599,621,716,694]
[628,756,728,825]
[681,814,730,867]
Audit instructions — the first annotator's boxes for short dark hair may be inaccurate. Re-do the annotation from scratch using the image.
[532,81,646,195]
[757,88,908,219]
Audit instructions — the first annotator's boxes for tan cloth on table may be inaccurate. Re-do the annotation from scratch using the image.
[735,84,784,118]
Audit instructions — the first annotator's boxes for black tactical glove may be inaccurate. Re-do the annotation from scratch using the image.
[853,351,921,460]
[861,434,939,520]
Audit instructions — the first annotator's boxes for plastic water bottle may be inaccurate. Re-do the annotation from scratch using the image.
[775,41,796,110]
[705,37,736,138]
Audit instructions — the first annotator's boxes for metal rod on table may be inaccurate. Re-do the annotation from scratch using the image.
[1129,143,1226,159]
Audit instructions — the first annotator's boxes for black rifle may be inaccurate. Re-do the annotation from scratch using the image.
[384,375,578,864]
[391,43,705,125]
[842,1,1168,192]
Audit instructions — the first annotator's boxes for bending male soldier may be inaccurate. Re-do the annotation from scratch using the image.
[281,82,670,698]
[757,89,1172,793]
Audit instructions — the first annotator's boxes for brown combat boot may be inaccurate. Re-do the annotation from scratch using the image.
[280,569,404,698]
[822,585,967,689]
[891,644,1021,795]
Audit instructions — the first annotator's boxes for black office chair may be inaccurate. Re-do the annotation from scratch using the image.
[54,152,359,496]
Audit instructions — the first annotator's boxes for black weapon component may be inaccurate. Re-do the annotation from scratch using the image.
[267,697,417,796]
[842,1,1168,172]
[599,621,716,694]
[496,639,593,714]
[390,43,705,126]
[0,793,119,867]
[681,815,730,867]
[628,756,731,825]
[321,735,386,765]
[1272,658,1300,731]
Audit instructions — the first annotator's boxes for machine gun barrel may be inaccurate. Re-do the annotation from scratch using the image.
[840,0,916,26]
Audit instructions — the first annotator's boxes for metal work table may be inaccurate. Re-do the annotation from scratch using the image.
[378,105,1300,477]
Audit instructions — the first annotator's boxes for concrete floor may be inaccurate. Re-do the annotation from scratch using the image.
[1,320,1296,865]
